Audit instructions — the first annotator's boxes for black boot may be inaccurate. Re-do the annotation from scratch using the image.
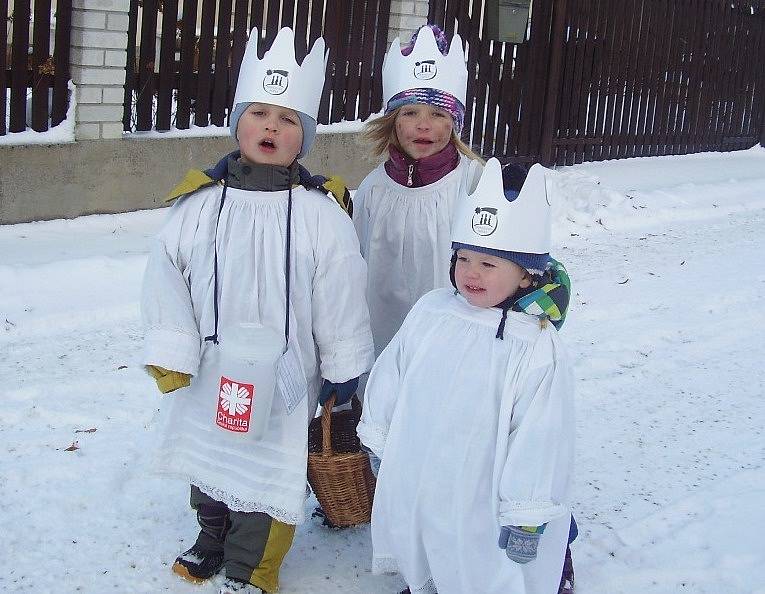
[172,503,230,583]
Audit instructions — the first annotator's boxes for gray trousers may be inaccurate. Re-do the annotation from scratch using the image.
[190,485,295,590]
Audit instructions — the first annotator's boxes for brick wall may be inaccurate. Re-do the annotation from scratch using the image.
[387,0,429,46]
[70,0,130,140]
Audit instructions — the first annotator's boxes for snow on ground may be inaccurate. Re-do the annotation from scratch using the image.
[1,147,764,594]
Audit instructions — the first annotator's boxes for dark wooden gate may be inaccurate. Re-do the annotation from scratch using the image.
[1,0,72,135]
[429,0,765,165]
[123,0,392,132]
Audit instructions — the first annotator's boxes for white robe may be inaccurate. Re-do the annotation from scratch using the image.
[141,183,374,524]
[357,289,574,594]
[353,158,476,356]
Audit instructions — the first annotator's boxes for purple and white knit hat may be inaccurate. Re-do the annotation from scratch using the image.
[384,25,466,134]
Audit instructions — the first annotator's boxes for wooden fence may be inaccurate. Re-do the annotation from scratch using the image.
[1,0,71,135]
[429,0,765,165]
[123,0,392,132]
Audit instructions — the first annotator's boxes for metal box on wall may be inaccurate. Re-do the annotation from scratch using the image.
[484,0,532,43]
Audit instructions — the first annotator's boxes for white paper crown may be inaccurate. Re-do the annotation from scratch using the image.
[232,27,327,121]
[451,158,552,254]
[382,27,468,106]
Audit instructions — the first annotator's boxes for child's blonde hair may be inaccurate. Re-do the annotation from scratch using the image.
[362,108,483,162]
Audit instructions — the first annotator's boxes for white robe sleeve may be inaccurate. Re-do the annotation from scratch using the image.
[497,329,575,528]
[356,327,405,459]
[311,200,375,383]
[140,197,202,375]
[356,292,427,458]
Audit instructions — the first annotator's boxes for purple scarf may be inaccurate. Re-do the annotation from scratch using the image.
[384,143,460,188]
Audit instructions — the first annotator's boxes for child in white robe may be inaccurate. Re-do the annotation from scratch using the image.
[358,159,574,594]
[141,28,373,594]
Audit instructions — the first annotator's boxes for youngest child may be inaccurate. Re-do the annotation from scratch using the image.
[358,159,575,594]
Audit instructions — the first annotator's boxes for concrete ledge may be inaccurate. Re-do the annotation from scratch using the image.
[0,132,378,224]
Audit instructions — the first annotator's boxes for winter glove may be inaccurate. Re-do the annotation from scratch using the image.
[498,524,546,564]
[318,377,359,407]
[146,365,191,394]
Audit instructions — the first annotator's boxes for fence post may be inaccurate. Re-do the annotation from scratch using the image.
[70,0,130,140]
[539,0,567,166]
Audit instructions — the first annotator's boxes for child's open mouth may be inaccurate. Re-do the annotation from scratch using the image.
[259,138,277,152]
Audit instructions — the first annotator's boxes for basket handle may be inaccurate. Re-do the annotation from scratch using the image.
[320,393,336,458]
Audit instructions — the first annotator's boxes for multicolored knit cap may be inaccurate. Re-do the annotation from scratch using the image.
[384,25,466,134]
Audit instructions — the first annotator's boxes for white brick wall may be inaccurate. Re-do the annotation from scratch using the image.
[70,1,130,140]
[387,1,429,46]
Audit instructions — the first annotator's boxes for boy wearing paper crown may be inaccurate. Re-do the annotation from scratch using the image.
[358,159,575,594]
[141,28,374,594]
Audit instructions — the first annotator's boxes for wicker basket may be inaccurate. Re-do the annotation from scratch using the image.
[307,395,376,527]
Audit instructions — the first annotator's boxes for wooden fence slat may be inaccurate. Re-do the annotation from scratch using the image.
[0,0,8,135]
[555,0,578,164]
[725,4,750,147]
[716,1,737,148]
[687,0,710,153]
[136,0,159,131]
[211,0,233,126]
[308,0,324,47]
[358,0,380,120]
[281,0,295,28]
[194,0,217,126]
[230,0,251,111]
[343,0,365,121]
[565,0,588,164]
[736,4,758,148]
[122,0,140,130]
[371,0,392,114]
[174,0,198,129]
[10,0,31,132]
[540,0,568,165]
[623,0,648,158]
[31,0,52,132]
[294,0,310,60]
[751,6,765,146]
[671,0,695,154]
[330,0,351,122]
[264,0,281,52]
[681,0,706,154]
[528,0,555,162]
[574,0,600,163]
[614,0,641,159]
[703,1,726,150]
[156,0,179,131]
[494,41,515,157]
[317,0,337,123]
[462,1,482,148]
[250,0,264,33]
[582,0,608,161]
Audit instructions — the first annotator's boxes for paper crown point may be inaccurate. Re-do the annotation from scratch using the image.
[232,27,327,121]
[452,158,552,255]
[382,28,468,107]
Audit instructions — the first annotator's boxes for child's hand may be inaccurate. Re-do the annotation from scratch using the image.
[498,525,546,564]
[146,365,191,394]
[318,377,359,407]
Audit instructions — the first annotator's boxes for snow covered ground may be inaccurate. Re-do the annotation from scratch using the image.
[1,147,764,594]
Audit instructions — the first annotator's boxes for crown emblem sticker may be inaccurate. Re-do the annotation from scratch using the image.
[472,207,498,236]
[263,69,289,95]
[414,60,437,80]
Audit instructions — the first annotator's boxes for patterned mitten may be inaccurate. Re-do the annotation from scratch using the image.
[498,524,546,564]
